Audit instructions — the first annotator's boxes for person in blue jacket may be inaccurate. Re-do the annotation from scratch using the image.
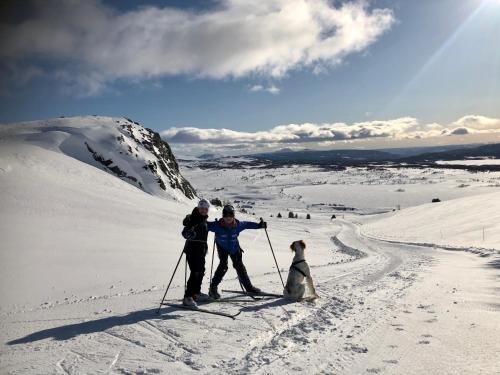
[207,204,267,299]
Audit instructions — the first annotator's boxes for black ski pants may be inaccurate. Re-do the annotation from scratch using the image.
[211,247,252,289]
[184,242,207,297]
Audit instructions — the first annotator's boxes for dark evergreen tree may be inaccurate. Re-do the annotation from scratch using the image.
[210,198,222,207]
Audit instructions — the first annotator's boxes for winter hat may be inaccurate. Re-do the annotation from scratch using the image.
[222,205,235,217]
[198,199,210,209]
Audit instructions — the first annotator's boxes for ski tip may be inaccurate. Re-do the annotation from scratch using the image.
[230,311,242,320]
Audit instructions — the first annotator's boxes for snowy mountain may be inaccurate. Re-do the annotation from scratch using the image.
[0,116,196,201]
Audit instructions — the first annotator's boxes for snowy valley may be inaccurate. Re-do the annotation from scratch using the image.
[1,117,499,374]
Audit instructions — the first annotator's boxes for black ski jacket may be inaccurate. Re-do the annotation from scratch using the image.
[182,207,209,252]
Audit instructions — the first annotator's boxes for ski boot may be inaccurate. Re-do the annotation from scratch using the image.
[240,273,261,294]
[245,285,262,294]
[194,292,210,302]
[209,285,221,300]
[182,296,197,308]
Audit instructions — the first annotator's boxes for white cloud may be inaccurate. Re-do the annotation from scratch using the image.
[452,115,500,131]
[249,84,281,94]
[249,85,265,92]
[0,0,395,95]
[267,85,281,95]
[162,115,500,148]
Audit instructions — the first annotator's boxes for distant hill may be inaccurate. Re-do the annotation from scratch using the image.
[254,149,398,165]
[401,143,500,163]
[250,143,500,168]
[375,144,482,157]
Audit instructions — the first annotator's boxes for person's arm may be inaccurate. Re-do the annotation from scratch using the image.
[182,214,192,227]
[240,218,267,231]
[239,221,261,231]
[182,226,196,240]
[181,214,194,239]
[207,220,218,232]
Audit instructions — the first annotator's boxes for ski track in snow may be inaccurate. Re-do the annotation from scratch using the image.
[1,219,498,374]
[1,220,441,375]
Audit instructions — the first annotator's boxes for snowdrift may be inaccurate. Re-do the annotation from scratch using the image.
[0,116,196,201]
[362,191,500,252]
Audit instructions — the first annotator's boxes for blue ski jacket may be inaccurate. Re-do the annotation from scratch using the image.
[207,219,260,254]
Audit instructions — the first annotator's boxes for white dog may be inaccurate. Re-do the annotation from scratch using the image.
[283,240,319,302]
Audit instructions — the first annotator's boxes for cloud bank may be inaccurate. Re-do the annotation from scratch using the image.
[0,0,394,95]
[162,115,500,155]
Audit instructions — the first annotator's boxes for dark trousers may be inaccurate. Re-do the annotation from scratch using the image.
[184,243,207,297]
[211,247,252,289]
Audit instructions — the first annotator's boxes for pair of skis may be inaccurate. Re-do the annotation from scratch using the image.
[160,290,282,319]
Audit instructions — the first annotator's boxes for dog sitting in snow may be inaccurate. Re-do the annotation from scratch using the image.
[283,240,319,302]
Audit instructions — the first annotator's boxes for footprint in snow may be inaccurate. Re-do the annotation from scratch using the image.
[345,344,368,353]
[383,359,398,365]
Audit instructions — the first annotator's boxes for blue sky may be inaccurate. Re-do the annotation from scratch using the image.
[0,0,499,155]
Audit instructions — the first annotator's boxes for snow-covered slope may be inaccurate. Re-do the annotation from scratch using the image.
[362,191,500,252]
[0,122,330,309]
[1,135,499,374]
[0,116,196,201]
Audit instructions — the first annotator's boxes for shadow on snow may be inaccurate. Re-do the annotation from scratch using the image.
[7,298,299,345]
[7,306,182,345]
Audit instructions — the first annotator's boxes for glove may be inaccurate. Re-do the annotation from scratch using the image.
[258,220,267,229]
[182,227,196,240]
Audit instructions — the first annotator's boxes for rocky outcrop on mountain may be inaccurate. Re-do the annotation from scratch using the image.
[116,120,196,199]
[0,116,197,201]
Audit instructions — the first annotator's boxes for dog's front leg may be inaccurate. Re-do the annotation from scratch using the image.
[306,276,320,300]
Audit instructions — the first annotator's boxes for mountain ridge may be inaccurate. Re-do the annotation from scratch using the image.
[0,115,196,200]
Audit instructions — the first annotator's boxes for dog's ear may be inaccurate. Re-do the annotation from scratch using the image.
[290,241,296,252]
[300,240,306,249]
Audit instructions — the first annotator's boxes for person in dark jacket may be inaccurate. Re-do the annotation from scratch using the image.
[207,204,267,299]
[181,199,210,307]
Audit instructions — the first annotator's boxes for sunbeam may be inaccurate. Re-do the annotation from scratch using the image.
[382,1,489,116]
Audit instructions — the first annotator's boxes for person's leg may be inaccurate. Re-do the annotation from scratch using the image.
[193,245,207,296]
[192,259,206,297]
[230,250,260,293]
[184,248,198,297]
[209,248,228,299]
[211,248,229,287]
[185,247,206,297]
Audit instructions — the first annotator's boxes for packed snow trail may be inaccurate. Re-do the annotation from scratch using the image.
[6,220,497,374]
[213,220,430,374]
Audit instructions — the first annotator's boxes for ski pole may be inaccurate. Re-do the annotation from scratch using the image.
[156,247,185,314]
[261,218,285,288]
[184,255,187,291]
[209,233,216,286]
